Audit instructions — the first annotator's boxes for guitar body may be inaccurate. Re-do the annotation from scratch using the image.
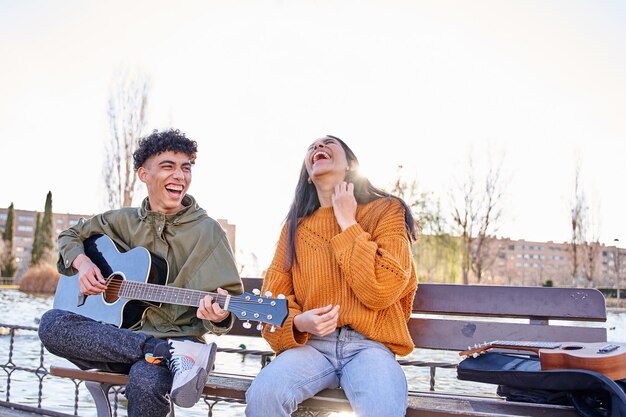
[53,235,169,328]
[539,342,626,380]
[460,340,626,380]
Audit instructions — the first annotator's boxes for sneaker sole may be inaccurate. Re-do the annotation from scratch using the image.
[171,367,208,408]
[204,342,217,373]
[170,343,217,408]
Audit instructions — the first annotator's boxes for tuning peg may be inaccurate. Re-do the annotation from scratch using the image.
[264,290,273,297]
[243,321,251,329]
[252,288,261,295]
[270,325,276,333]
[256,323,263,331]
[277,294,285,299]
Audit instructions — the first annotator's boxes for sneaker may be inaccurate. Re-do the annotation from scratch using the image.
[168,340,217,408]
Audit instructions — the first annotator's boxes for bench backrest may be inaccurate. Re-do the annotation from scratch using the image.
[232,278,608,351]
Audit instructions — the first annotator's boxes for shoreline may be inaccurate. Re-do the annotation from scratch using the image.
[605,298,626,312]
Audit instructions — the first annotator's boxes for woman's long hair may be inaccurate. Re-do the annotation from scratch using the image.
[284,135,417,266]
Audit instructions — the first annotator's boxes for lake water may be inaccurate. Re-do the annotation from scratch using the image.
[0,290,624,417]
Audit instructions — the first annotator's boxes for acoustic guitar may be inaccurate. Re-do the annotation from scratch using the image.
[459,340,626,380]
[53,234,288,331]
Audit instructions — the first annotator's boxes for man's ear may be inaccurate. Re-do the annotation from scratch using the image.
[137,167,147,183]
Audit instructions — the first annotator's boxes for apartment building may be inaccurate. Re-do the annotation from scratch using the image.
[0,208,88,277]
[0,207,236,279]
[483,237,624,288]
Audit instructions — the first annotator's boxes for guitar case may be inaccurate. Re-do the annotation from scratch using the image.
[457,352,626,417]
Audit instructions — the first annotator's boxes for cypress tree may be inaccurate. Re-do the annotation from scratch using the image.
[31,191,55,266]
[1,203,17,277]
[40,191,55,260]
[30,212,42,266]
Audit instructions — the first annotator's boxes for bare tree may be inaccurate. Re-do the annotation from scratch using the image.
[452,149,507,284]
[103,68,150,209]
[452,160,476,285]
[613,240,622,299]
[568,163,600,287]
[581,199,601,288]
[569,166,584,285]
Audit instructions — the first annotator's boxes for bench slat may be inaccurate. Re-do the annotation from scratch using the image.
[50,366,129,385]
[405,393,580,417]
[412,285,606,321]
[409,318,607,351]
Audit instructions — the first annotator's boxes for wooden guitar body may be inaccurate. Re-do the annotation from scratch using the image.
[539,342,626,380]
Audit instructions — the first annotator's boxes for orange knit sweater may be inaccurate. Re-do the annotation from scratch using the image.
[261,197,418,356]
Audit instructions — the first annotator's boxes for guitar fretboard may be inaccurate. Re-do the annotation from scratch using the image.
[118,280,225,308]
[491,341,562,349]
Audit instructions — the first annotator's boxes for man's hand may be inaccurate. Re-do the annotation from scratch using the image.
[294,304,340,337]
[74,253,107,295]
[198,288,230,323]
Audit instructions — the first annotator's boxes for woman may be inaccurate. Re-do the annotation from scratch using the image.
[245,135,418,417]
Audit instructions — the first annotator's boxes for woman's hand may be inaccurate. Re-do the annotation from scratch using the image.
[294,304,340,337]
[198,288,230,323]
[331,181,357,231]
[75,254,107,295]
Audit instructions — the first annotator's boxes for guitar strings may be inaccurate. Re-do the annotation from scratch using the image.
[100,280,284,318]
[95,280,282,325]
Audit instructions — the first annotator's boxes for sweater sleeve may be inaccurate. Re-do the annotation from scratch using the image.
[260,226,310,354]
[330,198,414,310]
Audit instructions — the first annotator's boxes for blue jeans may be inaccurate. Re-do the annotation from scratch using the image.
[38,309,178,417]
[245,326,408,417]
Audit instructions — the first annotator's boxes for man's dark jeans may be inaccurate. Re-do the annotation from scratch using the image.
[39,309,173,417]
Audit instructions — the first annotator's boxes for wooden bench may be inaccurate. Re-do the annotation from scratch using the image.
[50,278,608,417]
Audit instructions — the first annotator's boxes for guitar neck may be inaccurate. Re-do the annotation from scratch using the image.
[460,340,562,357]
[118,280,226,309]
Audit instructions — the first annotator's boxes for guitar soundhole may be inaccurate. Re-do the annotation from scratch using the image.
[562,345,583,351]
[104,274,123,303]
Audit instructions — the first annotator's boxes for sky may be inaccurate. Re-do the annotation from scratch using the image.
[1,0,625,274]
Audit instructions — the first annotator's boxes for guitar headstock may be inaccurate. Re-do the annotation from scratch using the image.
[227,290,288,331]
[459,342,494,358]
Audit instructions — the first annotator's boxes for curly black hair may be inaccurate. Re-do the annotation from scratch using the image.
[133,129,198,170]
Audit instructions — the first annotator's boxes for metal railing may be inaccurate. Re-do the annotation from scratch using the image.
[0,323,75,416]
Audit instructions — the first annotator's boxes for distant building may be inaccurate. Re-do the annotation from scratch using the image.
[474,237,624,288]
[414,234,624,288]
[0,208,237,279]
[0,208,89,277]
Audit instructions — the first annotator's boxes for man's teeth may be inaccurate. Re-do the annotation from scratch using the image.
[166,185,183,191]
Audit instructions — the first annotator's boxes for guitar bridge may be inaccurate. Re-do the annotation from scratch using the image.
[598,344,620,354]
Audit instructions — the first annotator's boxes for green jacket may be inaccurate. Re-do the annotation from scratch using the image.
[56,194,243,339]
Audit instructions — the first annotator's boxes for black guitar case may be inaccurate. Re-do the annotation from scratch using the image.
[457,352,626,417]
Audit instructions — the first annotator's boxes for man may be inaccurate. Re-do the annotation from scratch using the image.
[38,128,243,416]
